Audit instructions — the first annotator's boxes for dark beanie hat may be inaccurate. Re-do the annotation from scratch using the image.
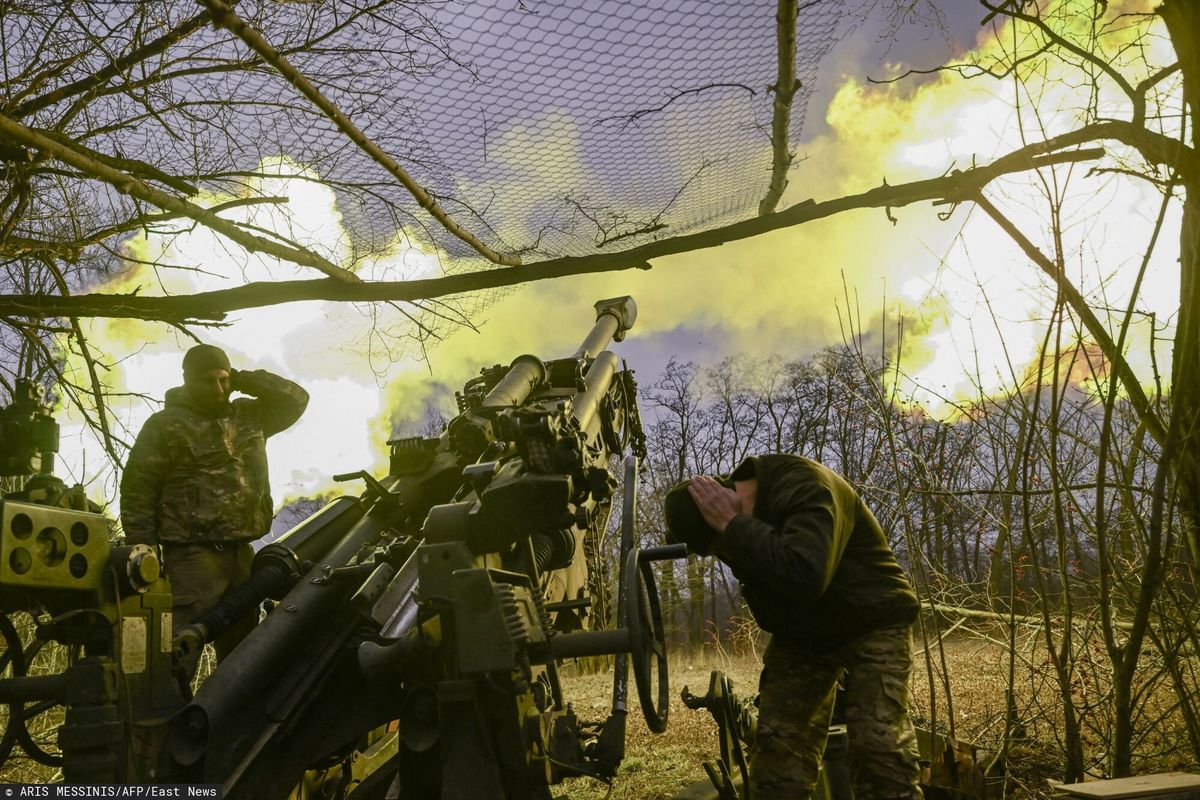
[664,474,734,556]
[182,343,231,374]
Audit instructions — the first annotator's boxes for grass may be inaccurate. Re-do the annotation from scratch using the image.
[563,628,1200,800]
[6,628,1199,799]
[557,652,762,800]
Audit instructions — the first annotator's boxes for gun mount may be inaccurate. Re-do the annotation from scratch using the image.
[0,295,690,799]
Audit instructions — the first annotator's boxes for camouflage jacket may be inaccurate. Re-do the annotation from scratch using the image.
[120,370,309,546]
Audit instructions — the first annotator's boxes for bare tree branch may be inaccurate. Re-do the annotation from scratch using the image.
[981,0,1138,106]
[0,147,1104,322]
[39,255,124,467]
[971,192,1168,447]
[759,0,799,216]
[595,83,758,129]
[6,10,211,119]
[0,110,360,282]
[198,0,521,267]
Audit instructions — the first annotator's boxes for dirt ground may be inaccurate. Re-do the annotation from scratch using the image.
[558,630,1194,800]
[556,651,763,800]
[5,632,1194,798]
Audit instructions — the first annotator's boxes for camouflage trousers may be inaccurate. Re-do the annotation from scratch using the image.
[750,623,922,800]
[163,541,257,668]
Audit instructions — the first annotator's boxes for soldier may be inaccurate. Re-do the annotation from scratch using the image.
[121,343,309,665]
[665,454,923,800]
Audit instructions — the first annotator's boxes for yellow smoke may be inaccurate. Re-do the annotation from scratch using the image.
[55,158,438,513]
[55,1,1184,521]
[787,0,1181,414]
[422,2,1182,420]
[892,175,1178,416]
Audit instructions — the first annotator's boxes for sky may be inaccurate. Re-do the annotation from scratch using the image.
[46,1,1184,519]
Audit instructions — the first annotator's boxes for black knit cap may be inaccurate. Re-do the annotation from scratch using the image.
[664,474,734,555]
[182,343,231,374]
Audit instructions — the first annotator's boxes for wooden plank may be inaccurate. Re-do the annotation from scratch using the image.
[1057,773,1200,799]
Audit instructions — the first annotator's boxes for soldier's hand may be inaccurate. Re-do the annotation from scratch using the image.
[687,475,743,534]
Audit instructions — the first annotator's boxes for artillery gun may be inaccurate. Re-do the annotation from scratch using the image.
[0,295,688,799]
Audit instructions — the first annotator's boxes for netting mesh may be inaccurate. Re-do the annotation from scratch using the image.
[0,0,848,328]
[391,0,845,261]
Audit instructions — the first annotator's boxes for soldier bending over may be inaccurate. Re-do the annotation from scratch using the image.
[666,453,923,800]
[121,344,309,666]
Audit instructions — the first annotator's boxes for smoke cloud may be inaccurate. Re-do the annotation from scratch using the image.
[54,3,1183,521]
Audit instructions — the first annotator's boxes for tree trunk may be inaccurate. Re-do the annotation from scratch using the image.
[687,557,706,652]
[1161,0,1200,561]
[659,560,679,644]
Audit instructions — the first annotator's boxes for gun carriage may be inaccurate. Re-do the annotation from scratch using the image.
[0,295,688,799]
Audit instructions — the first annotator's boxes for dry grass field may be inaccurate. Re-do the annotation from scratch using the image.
[556,651,763,800]
[5,629,1198,799]
[561,628,1200,800]
[558,640,1021,800]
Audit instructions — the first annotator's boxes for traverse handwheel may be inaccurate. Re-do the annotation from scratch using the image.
[0,615,63,766]
[0,614,23,763]
[625,547,669,733]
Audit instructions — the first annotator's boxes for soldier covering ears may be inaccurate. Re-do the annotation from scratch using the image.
[121,343,308,669]
[666,454,923,800]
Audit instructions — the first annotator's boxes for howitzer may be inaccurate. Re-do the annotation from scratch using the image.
[0,295,689,798]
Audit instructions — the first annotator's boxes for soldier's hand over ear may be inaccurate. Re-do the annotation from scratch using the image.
[687,475,743,535]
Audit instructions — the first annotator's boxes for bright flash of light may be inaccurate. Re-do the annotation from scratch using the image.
[54,158,442,518]
[805,2,1184,417]
[51,0,1187,519]
[376,1,1186,431]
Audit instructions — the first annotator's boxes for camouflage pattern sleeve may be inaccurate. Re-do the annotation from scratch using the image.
[120,414,170,546]
[233,369,309,436]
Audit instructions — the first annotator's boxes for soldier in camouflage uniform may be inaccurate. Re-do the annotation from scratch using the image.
[121,344,309,664]
[666,454,923,800]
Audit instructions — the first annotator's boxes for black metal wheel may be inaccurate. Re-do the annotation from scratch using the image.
[0,617,64,767]
[620,456,637,553]
[0,613,24,764]
[624,547,669,733]
[15,634,64,767]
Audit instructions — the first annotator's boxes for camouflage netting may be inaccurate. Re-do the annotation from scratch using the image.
[0,0,847,344]
[400,0,845,260]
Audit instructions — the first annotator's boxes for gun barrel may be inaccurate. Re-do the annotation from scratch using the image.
[175,497,368,651]
[168,504,395,774]
[572,351,619,434]
[481,354,546,410]
[575,296,637,358]
[478,296,635,411]
[253,497,365,589]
